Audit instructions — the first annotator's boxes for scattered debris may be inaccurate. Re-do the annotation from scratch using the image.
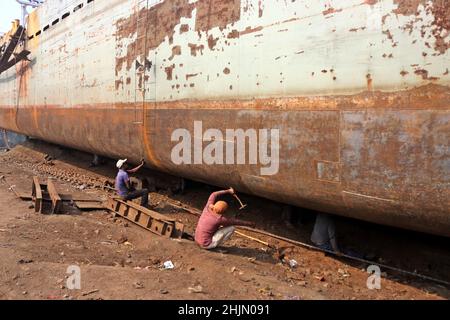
[297,281,307,287]
[289,259,298,268]
[247,257,257,263]
[188,285,204,293]
[314,275,326,282]
[18,258,33,264]
[81,289,99,296]
[133,282,144,289]
[163,261,174,269]
[238,275,252,283]
[117,235,128,244]
[258,287,274,297]
[338,268,351,278]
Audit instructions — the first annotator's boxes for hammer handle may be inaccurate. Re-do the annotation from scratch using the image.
[233,194,245,207]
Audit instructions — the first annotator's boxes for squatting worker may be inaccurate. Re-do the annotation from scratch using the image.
[311,213,341,254]
[195,187,255,250]
[115,158,149,208]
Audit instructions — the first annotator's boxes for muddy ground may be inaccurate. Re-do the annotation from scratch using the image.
[0,141,449,300]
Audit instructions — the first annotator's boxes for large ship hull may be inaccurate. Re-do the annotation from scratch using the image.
[0,0,449,236]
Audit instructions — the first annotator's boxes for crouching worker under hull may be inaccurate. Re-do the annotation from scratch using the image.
[115,158,150,208]
[195,188,255,250]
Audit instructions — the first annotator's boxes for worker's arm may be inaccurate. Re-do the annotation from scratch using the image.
[206,188,234,206]
[127,159,145,174]
[219,216,255,228]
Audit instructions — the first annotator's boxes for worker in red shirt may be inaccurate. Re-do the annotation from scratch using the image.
[195,187,255,249]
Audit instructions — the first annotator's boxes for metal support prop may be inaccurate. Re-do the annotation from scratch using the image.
[105,197,184,239]
[31,176,43,213]
[31,176,63,214]
[47,178,62,214]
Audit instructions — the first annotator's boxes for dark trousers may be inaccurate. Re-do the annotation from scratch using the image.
[317,242,333,252]
[123,188,149,208]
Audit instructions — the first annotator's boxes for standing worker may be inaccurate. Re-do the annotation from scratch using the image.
[115,158,150,208]
[311,213,341,254]
[195,187,255,250]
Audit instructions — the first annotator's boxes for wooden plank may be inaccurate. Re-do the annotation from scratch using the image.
[13,187,98,202]
[47,179,62,214]
[74,201,105,210]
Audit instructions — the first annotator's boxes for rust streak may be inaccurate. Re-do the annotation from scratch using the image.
[240,26,263,36]
[169,45,181,60]
[188,43,205,56]
[115,0,241,73]
[322,7,343,16]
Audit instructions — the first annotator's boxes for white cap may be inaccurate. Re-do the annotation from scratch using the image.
[116,159,127,169]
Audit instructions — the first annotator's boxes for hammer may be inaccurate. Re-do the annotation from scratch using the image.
[233,193,247,210]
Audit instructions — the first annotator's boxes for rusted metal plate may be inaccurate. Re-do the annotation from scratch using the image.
[0,0,449,236]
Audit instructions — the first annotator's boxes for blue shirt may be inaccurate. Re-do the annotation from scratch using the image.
[115,169,129,196]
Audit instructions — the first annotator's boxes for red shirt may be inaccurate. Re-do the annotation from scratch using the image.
[194,190,251,248]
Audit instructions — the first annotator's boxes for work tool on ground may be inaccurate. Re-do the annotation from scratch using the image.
[233,193,247,210]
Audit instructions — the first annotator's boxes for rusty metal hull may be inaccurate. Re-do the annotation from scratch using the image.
[0,0,449,236]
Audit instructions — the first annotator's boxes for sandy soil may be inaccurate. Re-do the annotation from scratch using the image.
[0,142,448,300]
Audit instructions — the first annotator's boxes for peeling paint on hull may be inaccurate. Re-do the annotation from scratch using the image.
[0,0,449,236]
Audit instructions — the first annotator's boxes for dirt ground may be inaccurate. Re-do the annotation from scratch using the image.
[0,142,449,300]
